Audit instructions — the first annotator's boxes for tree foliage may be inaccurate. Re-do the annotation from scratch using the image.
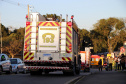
[1,24,25,58]
[79,28,92,51]
[90,17,125,53]
[3,38,23,58]
[43,14,66,21]
[1,24,9,37]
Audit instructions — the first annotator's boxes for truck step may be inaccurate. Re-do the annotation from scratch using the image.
[60,38,66,40]
[61,26,67,28]
[61,32,66,34]
[24,60,69,63]
[30,31,38,33]
[29,43,37,45]
[30,37,37,39]
[26,66,69,70]
[60,44,66,46]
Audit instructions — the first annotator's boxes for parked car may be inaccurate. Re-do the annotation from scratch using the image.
[10,58,26,74]
[0,54,12,75]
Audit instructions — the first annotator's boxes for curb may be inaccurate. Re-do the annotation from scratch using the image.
[65,72,92,84]
[65,76,84,84]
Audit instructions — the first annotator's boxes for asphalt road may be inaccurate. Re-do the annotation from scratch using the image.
[0,71,83,84]
[1,69,125,84]
[77,70,126,84]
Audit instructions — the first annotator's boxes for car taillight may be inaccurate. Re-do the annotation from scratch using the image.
[104,64,107,66]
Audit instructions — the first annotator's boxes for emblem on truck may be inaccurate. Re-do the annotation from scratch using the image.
[42,33,55,43]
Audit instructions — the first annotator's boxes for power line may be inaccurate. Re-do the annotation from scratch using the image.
[0,0,27,9]
[0,0,37,12]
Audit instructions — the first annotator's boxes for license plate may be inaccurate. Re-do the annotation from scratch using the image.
[43,54,51,57]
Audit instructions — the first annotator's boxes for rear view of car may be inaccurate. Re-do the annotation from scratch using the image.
[10,58,26,74]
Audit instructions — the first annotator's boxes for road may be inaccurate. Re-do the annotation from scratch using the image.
[77,70,126,84]
[1,69,126,84]
[0,71,88,84]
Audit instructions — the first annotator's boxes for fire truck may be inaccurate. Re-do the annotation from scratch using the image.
[80,48,90,72]
[23,12,81,75]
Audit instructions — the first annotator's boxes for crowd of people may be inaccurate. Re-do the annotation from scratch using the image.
[98,54,126,71]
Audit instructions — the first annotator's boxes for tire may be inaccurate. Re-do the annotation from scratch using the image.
[71,65,76,76]
[75,56,81,75]
[63,70,74,76]
[70,58,76,76]
[23,69,26,74]
[75,67,80,75]
[86,68,90,72]
[63,71,67,75]
[15,68,19,74]
[37,70,42,75]
[6,66,12,74]
[45,71,49,74]
[0,66,2,75]
[30,71,36,75]
[30,70,42,75]
[106,68,108,71]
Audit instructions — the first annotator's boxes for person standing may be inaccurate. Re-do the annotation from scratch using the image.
[121,54,125,71]
[118,57,121,70]
[108,57,113,71]
[114,56,118,71]
[98,59,102,71]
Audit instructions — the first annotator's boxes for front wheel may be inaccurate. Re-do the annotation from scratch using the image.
[15,68,19,74]
[6,67,12,74]
[0,66,2,75]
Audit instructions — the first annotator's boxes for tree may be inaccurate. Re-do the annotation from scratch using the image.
[43,14,66,21]
[43,14,60,21]
[3,33,23,58]
[1,24,9,37]
[13,27,25,40]
[90,18,125,53]
[79,29,92,51]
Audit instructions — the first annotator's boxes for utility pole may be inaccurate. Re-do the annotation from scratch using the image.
[28,4,29,20]
[0,16,2,53]
[27,5,33,21]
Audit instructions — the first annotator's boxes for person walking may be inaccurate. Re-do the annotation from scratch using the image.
[98,59,102,71]
[118,57,121,70]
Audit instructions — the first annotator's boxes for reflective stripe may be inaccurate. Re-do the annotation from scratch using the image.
[62,57,72,61]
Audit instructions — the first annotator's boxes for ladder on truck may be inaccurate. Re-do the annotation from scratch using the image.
[60,15,68,54]
[28,19,38,58]
[60,22,67,53]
